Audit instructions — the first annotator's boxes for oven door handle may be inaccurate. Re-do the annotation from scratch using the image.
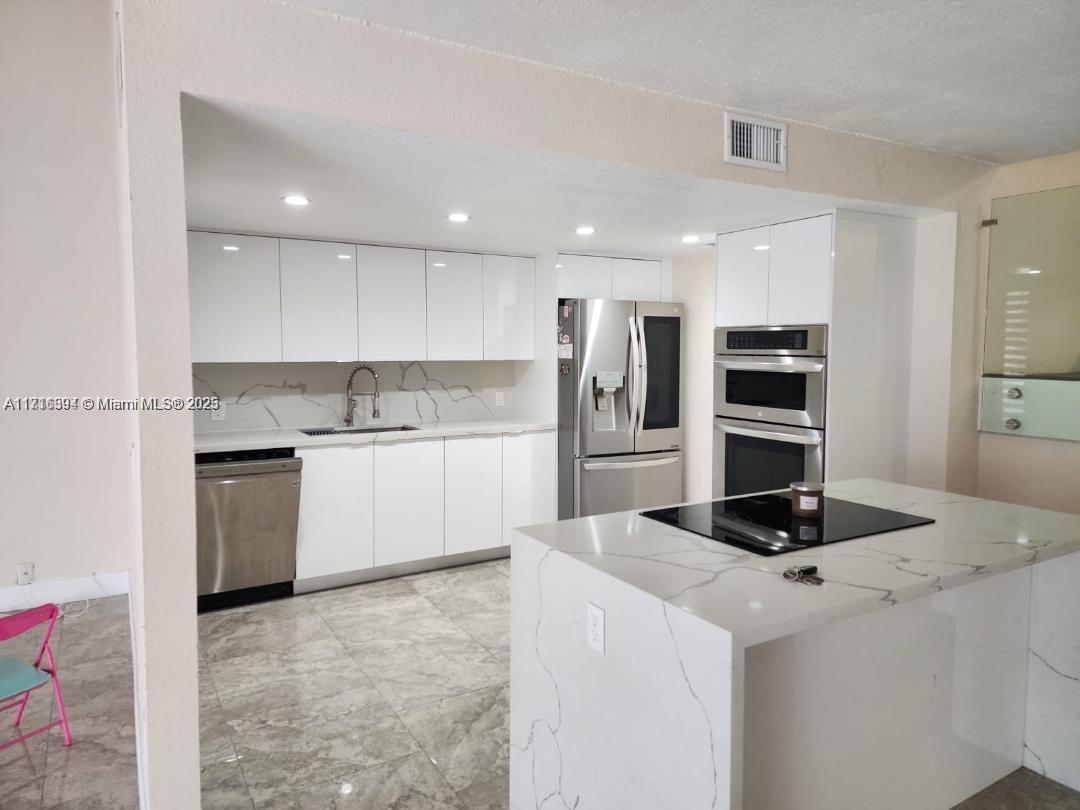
[720,424,823,446]
[714,359,825,374]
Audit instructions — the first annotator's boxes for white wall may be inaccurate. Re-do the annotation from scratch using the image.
[671,250,716,502]
[0,0,137,582]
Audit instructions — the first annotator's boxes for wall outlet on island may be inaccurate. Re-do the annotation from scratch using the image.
[494,391,504,407]
[587,601,605,654]
[210,401,227,422]
[16,562,34,586]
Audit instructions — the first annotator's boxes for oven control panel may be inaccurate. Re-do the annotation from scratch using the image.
[715,325,827,356]
[726,330,807,351]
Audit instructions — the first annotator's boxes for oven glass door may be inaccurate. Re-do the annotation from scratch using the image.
[713,356,826,428]
[712,417,824,498]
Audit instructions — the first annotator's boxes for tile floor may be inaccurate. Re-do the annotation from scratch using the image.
[198,559,512,809]
[4,566,1079,809]
[1,595,139,809]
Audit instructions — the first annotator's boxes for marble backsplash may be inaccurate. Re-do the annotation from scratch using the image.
[192,361,517,432]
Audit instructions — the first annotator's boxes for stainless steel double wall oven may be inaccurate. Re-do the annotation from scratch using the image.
[558,299,684,518]
[713,325,827,498]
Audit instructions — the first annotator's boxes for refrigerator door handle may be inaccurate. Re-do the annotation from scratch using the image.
[628,316,641,434]
[636,315,648,435]
[582,456,680,471]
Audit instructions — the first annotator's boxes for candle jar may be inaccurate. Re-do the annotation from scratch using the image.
[790,481,825,518]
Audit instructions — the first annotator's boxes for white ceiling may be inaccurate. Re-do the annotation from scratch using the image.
[182,97,927,259]
[286,0,1080,164]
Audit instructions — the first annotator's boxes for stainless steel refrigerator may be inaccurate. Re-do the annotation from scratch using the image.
[557,298,684,518]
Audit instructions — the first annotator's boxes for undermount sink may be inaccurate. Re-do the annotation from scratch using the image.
[299,425,419,437]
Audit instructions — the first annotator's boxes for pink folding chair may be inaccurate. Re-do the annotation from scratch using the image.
[0,603,72,751]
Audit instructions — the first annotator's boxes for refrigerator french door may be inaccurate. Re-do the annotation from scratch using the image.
[558,298,684,518]
[712,416,823,498]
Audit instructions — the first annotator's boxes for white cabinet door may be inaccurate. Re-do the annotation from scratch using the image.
[612,258,662,301]
[483,255,535,360]
[280,239,358,362]
[374,439,445,566]
[445,435,503,555]
[188,232,282,362]
[427,251,483,360]
[557,254,612,299]
[714,226,770,327]
[767,215,833,325]
[502,430,556,545]
[295,445,374,579]
[356,245,427,360]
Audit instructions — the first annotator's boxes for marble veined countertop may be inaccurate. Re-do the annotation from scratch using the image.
[195,418,556,453]
[516,479,1080,647]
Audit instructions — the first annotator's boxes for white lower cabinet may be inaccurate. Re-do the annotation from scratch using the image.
[373,439,445,566]
[445,435,503,555]
[296,445,374,579]
[502,431,557,544]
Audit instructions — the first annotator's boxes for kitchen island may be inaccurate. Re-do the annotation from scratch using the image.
[509,479,1080,809]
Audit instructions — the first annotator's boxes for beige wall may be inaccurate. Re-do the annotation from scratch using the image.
[671,251,716,502]
[976,151,1080,513]
[0,0,138,582]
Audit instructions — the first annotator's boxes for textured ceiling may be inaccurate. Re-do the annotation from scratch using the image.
[182,98,927,258]
[285,0,1080,164]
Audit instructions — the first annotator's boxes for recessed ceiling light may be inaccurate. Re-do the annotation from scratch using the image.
[576,225,595,236]
[447,212,469,223]
[337,254,352,260]
[222,245,239,252]
[555,264,563,269]
[1016,267,1042,275]
[432,262,446,268]
[282,194,310,206]
[681,235,700,244]
[753,244,770,251]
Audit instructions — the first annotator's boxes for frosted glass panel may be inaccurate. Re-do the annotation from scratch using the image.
[983,184,1080,379]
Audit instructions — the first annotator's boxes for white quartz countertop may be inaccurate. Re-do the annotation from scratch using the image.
[194,419,556,453]
[516,479,1080,647]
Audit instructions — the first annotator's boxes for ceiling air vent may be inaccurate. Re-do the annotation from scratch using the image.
[724,112,787,171]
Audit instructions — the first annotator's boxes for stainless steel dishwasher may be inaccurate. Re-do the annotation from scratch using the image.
[195,448,302,610]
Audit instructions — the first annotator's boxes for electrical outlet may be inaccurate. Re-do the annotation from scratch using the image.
[586,601,605,654]
[210,401,227,422]
[494,391,505,407]
[16,563,34,586]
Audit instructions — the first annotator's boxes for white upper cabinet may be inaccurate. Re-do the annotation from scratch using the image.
[502,430,557,545]
[445,435,503,555]
[714,226,771,327]
[356,245,427,361]
[557,254,612,299]
[611,258,662,301]
[295,445,374,579]
[280,239,358,362]
[188,232,282,362]
[427,251,483,360]
[373,438,445,566]
[767,215,833,325]
[483,255,535,360]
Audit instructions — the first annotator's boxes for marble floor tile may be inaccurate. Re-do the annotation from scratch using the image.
[0,728,49,809]
[199,597,336,663]
[55,655,136,724]
[312,590,459,647]
[201,759,255,809]
[953,767,1080,809]
[455,775,509,810]
[232,704,420,804]
[399,684,509,791]
[408,567,511,657]
[259,752,466,810]
[40,714,138,808]
[57,596,133,667]
[349,633,508,712]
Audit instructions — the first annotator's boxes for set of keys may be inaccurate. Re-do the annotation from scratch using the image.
[782,564,824,586]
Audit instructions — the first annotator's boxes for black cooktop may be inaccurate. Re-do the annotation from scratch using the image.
[641,493,934,556]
